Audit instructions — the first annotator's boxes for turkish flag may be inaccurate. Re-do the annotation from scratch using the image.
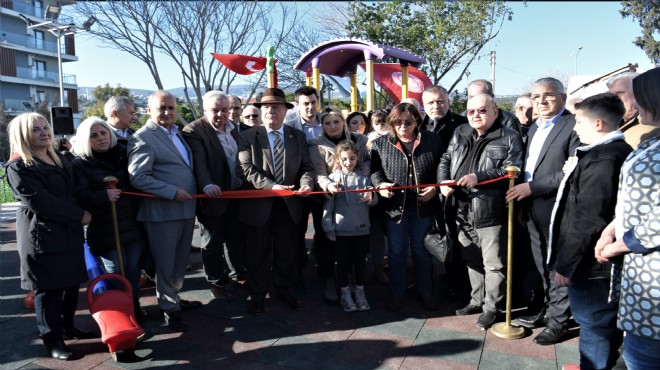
[211,53,270,75]
[359,63,432,103]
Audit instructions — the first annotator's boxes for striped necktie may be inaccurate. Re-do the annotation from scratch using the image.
[272,131,284,184]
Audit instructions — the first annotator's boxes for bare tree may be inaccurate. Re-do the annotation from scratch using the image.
[73,1,300,118]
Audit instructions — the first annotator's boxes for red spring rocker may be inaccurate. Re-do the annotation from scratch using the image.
[87,273,144,355]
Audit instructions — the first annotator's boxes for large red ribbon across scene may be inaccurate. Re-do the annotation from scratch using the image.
[120,174,513,200]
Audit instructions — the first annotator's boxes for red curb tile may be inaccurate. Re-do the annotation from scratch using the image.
[423,313,488,336]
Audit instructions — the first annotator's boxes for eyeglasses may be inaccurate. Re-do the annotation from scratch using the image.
[395,121,415,127]
[243,114,259,119]
[531,93,562,102]
[466,108,489,116]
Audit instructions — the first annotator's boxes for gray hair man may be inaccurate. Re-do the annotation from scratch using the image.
[182,90,245,302]
[438,94,523,330]
[104,96,136,142]
[467,79,522,135]
[606,72,660,148]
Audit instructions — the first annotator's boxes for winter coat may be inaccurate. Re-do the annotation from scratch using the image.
[609,136,660,340]
[308,132,370,191]
[5,154,88,290]
[548,132,632,278]
[437,121,523,228]
[322,170,377,238]
[72,143,144,256]
[371,130,442,222]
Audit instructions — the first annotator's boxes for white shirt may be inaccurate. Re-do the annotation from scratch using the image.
[158,124,190,167]
[524,109,565,182]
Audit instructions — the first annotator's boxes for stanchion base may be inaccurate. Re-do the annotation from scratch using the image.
[490,322,525,340]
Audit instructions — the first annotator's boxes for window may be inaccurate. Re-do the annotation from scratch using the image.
[34,31,44,49]
[32,60,46,79]
[36,91,46,103]
[34,0,43,18]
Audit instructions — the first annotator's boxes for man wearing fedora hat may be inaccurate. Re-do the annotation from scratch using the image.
[237,87,314,315]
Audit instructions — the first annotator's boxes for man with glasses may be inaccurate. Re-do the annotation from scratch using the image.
[467,79,522,135]
[438,94,523,329]
[506,77,581,345]
[240,105,262,131]
[104,96,136,145]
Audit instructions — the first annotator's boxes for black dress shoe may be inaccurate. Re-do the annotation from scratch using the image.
[419,295,439,311]
[43,339,72,360]
[210,285,234,302]
[280,294,304,311]
[476,310,498,329]
[533,326,568,345]
[513,309,548,328]
[179,299,202,309]
[62,326,99,339]
[164,310,187,330]
[249,297,265,316]
[455,303,483,316]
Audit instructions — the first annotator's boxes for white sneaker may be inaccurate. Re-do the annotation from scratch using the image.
[340,287,357,312]
[354,286,370,311]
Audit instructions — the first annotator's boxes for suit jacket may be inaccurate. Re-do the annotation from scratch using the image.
[237,125,314,227]
[524,110,581,227]
[128,120,197,222]
[182,117,242,217]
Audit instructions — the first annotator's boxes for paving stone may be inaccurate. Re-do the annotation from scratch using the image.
[256,335,343,370]
[336,329,413,369]
[359,309,426,339]
[408,326,484,365]
[479,350,557,370]
[0,335,42,370]
[484,327,556,360]
[556,341,581,369]
[400,356,479,370]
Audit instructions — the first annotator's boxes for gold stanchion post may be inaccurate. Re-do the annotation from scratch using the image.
[490,165,525,339]
[104,176,125,277]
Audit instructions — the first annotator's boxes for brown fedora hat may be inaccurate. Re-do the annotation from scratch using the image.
[254,88,294,109]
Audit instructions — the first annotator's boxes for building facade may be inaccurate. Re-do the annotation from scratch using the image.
[0,0,79,119]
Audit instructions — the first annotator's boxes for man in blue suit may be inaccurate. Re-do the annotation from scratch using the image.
[506,78,581,345]
[128,90,200,331]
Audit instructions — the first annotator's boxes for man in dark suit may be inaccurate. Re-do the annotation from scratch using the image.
[182,91,244,302]
[104,96,136,145]
[238,88,314,315]
[506,77,581,345]
[128,90,200,331]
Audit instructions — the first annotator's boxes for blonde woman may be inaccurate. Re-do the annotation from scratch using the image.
[5,113,93,361]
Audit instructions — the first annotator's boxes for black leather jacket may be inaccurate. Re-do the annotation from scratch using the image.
[437,122,523,228]
[371,130,442,223]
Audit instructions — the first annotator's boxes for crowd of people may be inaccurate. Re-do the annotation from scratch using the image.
[4,67,659,368]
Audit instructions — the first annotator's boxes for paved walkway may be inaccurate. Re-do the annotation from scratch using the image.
[0,201,580,369]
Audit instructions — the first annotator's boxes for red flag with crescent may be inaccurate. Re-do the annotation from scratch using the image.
[359,63,432,103]
[211,53,277,75]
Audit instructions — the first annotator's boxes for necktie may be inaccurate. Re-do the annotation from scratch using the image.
[272,131,284,184]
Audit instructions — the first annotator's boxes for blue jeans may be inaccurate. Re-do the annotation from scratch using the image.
[623,332,660,370]
[386,213,433,297]
[568,275,622,369]
[100,239,145,299]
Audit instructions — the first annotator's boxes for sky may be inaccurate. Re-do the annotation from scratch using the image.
[65,1,654,97]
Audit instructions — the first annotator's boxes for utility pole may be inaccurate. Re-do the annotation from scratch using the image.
[490,51,496,94]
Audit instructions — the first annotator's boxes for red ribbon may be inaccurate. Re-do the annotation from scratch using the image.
[121,174,513,199]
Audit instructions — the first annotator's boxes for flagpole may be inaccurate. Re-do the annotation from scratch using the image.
[267,46,276,89]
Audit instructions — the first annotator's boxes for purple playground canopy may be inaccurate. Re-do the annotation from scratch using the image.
[293,38,427,77]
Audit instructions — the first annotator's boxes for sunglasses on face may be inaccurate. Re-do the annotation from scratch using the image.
[243,114,259,119]
[395,121,415,127]
[466,108,489,116]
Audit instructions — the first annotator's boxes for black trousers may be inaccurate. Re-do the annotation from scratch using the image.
[335,235,369,287]
[245,199,299,299]
[527,213,570,329]
[34,285,79,341]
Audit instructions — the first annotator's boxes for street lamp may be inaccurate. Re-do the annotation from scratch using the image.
[20,12,96,107]
[575,46,583,75]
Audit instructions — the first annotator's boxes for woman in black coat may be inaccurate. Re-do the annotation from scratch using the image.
[5,113,93,361]
[71,117,146,319]
[370,103,442,313]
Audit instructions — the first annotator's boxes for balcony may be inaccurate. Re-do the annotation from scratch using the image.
[14,66,76,85]
[1,0,74,23]
[1,31,77,59]
[1,98,48,113]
